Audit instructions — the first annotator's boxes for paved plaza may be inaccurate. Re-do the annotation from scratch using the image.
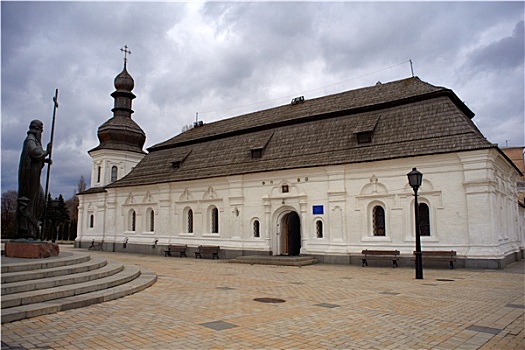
[2,245,524,350]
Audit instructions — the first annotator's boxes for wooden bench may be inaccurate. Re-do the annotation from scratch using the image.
[195,245,220,259]
[361,249,400,268]
[164,244,187,257]
[415,250,457,269]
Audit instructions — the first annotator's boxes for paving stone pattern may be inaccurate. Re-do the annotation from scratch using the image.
[2,246,524,350]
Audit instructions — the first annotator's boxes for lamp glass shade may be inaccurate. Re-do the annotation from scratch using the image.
[407,168,423,188]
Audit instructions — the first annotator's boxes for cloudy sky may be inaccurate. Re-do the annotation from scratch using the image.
[2,1,524,198]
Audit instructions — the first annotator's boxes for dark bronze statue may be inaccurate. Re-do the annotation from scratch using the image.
[16,120,51,240]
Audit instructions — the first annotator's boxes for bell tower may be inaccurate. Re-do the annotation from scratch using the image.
[88,46,146,188]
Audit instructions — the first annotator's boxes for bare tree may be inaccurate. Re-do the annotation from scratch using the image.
[65,175,87,223]
[77,175,87,193]
[1,190,18,238]
[65,196,79,222]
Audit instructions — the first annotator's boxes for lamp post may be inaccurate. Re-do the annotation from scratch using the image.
[407,168,423,280]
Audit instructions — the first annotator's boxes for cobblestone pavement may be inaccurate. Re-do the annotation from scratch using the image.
[2,246,524,350]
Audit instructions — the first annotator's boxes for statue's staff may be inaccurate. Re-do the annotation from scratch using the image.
[41,89,58,240]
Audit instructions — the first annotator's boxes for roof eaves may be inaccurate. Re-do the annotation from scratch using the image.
[78,187,107,195]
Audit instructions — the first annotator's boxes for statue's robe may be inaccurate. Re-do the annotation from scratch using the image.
[16,133,47,239]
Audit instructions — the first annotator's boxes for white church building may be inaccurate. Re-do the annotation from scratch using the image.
[76,63,524,268]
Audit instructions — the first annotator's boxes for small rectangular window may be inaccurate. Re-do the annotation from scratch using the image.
[356,132,372,144]
[282,185,289,193]
[251,148,263,159]
[171,150,192,170]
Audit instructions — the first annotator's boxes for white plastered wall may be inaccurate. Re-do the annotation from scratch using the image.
[77,149,523,260]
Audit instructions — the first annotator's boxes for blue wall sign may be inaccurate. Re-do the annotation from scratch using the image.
[313,205,324,215]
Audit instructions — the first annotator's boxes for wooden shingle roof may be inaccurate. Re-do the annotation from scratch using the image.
[107,77,494,188]
[89,116,146,154]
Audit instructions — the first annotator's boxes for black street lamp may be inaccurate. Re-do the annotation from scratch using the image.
[407,168,423,280]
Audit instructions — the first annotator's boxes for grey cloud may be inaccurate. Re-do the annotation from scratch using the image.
[199,2,322,75]
[2,2,523,196]
[317,3,523,75]
[466,20,524,73]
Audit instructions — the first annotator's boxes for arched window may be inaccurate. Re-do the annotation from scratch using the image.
[316,220,323,238]
[419,203,430,236]
[111,166,118,182]
[211,207,219,233]
[253,220,260,238]
[373,205,386,236]
[147,208,155,232]
[89,214,94,228]
[187,209,193,233]
[130,210,136,232]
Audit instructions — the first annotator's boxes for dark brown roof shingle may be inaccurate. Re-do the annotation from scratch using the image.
[107,77,493,188]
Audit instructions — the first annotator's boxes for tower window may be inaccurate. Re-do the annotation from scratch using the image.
[97,166,101,183]
[111,166,118,182]
[89,214,94,228]
[282,185,289,193]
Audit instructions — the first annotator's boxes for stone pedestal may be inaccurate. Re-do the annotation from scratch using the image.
[4,241,60,259]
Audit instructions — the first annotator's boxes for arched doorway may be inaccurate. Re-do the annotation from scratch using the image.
[280,211,301,256]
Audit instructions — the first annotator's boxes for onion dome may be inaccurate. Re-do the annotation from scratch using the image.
[114,67,134,91]
[89,65,146,154]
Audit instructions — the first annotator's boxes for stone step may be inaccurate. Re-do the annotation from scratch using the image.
[1,252,91,273]
[1,264,141,309]
[1,259,123,295]
[1,268,157,324]
[231,255,319,266]
[1,249,157,324]
[1,256,107,284]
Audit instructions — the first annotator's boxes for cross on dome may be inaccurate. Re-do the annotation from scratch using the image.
[120,45,131,68]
